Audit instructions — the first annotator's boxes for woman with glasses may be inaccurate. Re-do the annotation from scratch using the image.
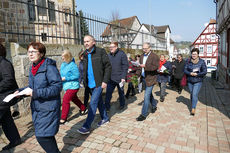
[15,42,62,153]
[184,48,207,115]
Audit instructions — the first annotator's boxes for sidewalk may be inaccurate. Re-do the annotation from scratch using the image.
[0,77,230,153]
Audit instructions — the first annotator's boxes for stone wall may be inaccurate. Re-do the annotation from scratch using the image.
[0,0,77,44]
[6,42,84,115]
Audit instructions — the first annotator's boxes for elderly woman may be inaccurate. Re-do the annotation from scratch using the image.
[184,48,207,115]
[0,43,21,150]
[60,50,86,124]
[15,42,62,153]
[157,54,172,102]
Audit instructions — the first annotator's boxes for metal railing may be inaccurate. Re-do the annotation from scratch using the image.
[0,0,167,50]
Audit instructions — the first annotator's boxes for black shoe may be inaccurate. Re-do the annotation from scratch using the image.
[131,93,136,96]
[12,111,20,118]
[2,139,22,150]
[119,105,125,110]
[178,90,182,94]
[136,115,146,121]
[125,95,129,99]
[151,107,157,113]
[160,97,164,102]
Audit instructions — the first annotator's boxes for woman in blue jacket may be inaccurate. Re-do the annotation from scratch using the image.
[157,54,172,102]
[16,42,62,153]
[184,48,207,115]
[60,50,86,124]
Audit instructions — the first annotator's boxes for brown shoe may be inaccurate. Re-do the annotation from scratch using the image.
[191,108,195,116]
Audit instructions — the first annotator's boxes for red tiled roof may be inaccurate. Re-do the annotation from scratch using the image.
[101,16,138,37]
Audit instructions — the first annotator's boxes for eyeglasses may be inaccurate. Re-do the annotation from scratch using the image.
[143,48,150,50]
[27,50,38,54]
[109,46,116,49]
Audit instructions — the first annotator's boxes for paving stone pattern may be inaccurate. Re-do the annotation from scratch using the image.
[0,78,230,153]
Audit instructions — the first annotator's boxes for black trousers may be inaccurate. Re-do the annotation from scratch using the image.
[0,109,21,144]
[36,136,60,153]
[174,78,182,92]
[126,82,135,96]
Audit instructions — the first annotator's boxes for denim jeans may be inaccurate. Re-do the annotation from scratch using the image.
[188,82,202,109]
[83,86,109,129]
[141,85,157,117]
[84,86,91,108]
[105,80,125,110]
[159,82,166,98]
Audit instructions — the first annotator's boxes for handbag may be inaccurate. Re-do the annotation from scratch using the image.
[181,74,187,86]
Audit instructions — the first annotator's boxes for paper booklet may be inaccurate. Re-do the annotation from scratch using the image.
[3,87,31,103]
[159,65,167,73]
[131,61,140,67]
[119,81,125,88]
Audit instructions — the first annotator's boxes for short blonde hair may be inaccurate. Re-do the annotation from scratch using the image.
[62,50,73,63]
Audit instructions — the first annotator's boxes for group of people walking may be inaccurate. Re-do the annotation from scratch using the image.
[0,35,207,152]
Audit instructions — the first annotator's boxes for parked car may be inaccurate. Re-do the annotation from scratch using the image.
[207,66,217,73]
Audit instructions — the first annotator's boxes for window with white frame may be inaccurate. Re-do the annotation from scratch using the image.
[207,45,212,53]
[199,46,204,54]
[207,60,211,66]
[211,34,216,40]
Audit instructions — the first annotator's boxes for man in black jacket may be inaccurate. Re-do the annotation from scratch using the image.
[78,35,112,134]
[174,54,185,94]
[0,43,21,150]
[105,42,128,112]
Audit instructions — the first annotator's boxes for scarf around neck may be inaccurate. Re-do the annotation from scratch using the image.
[191,57,199,64]
[31,58,45,76]
[158,59,166,70]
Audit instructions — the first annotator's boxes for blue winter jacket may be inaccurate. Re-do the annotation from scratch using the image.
[60,59,80,91]
[108,49,129,83]
[27,58,62,137]
[184,58,207,83]
[78,61,84,84]
[157,61,172,83]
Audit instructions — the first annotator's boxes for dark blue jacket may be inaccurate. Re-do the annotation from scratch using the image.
[157,61,172,83]
[108,49,129,83]
[27,58,62,137]
[184,58,207,83]
[78,60,84,84]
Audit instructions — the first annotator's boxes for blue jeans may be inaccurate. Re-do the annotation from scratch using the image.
[141,85,157,117]
[83,86,109,129]
[188,82,202,109]
[159,82,166,98]
[105,80,125,110]
[84,86,91,108]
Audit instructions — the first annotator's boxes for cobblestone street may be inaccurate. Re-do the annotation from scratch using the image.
[0,77,230,153]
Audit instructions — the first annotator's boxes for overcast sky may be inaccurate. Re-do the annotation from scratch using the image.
[76,0,216,42]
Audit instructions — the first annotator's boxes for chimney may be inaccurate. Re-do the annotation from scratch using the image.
[209,19,216,24]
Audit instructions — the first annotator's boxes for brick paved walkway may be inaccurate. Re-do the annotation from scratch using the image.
[0,77,230,153]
